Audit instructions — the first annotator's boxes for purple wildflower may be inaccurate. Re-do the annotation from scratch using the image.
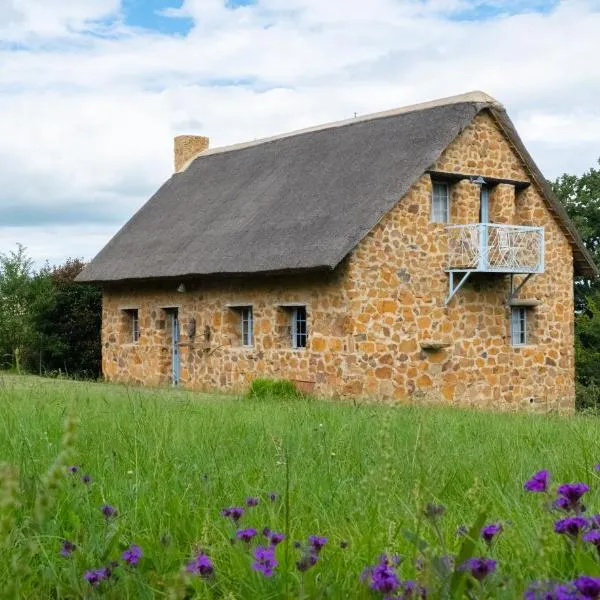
[236,528,258,544]
[81,474,92,485]
[84,568,110,587]
[100,504,117,519]
[186,553,214,578]
[481,523,502,545]
[554,517,589,539]
[252,545,278,577]
[308,535,328,555]
[296,553,318,572]
[60,540,76,557]
[573,576,600,599]
[68,465,78,474]
[524,581,578,600]
[221,506,244,522]
[556,483,589,512]
[459,557,497,581]
[401,580,428,599]
[246,497,260,507]
[122,544,143,566]
[583,529,600,551]
[269,532,285,546]
[595,465,600,472]
[553,496,572,512]
[524,470,550,493]
[361,554,401,595]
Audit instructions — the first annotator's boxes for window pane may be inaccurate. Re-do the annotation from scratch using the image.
[132,310,139,343]
[293,307,307,348]
[241,307,253,346]
[431,182,449,223]
[511,308,527,346]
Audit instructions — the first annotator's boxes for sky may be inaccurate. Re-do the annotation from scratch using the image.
[0,0,600,266]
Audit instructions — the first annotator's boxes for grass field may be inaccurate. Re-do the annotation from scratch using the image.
[0,375,599,598]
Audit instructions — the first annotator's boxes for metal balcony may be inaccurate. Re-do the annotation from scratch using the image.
[446,223,544,274]
[445,223,544,304]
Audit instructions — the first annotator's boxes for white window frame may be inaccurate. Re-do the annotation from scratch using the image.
[431,181,450,224]
[511,307,527,346]
[292,306,308,349]
[241,306,253,347]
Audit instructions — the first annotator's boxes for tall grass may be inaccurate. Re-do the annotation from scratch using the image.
[0,375,599,598]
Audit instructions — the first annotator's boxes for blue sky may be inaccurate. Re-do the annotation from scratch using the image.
[0,0,599,265]
[122,0,193,34]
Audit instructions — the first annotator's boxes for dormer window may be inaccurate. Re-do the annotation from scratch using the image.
[431,181,450,223]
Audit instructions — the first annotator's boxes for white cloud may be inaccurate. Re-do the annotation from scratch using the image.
[0,0,599,266]
[0,0,121,39]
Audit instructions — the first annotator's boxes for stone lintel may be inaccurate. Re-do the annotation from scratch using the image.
[507,298,541,307]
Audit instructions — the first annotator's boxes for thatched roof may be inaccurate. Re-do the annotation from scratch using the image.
[77,91,597,283]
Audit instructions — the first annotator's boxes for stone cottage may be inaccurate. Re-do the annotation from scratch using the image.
[77,91,597,411]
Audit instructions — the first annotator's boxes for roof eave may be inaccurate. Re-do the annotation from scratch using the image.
[75,263,338,287]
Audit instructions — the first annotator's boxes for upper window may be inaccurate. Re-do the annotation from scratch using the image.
[479,185,490,223]
[241,306,253,347]
[511,307,527,346]
[123,309,139,343]
[292,306,308,349]
[431,182,450,223]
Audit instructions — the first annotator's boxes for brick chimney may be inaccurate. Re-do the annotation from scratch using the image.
[174,135,210,173]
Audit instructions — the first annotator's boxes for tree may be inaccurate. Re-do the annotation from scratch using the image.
[553,159,600,404]
[31,258,102,378]
[552,159,600,298]
[0,245,53,372]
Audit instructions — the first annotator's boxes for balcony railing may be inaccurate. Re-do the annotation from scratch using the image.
[446,223,544,273]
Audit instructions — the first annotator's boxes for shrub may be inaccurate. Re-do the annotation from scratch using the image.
[247,378,300,400]
[576,382,600,413]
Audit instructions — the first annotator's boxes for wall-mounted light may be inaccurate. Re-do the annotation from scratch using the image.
[176,283,186,293]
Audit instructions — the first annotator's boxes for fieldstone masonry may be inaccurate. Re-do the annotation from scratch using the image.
[102,112,575,411]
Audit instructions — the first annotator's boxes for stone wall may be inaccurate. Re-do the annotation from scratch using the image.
[101,111,575,411]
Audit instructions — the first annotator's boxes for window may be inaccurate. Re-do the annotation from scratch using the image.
[431,181,449,223]
[292,306,307,349]
[241,307,253,347]
[511,307,527,346]
[123,309,139,343]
